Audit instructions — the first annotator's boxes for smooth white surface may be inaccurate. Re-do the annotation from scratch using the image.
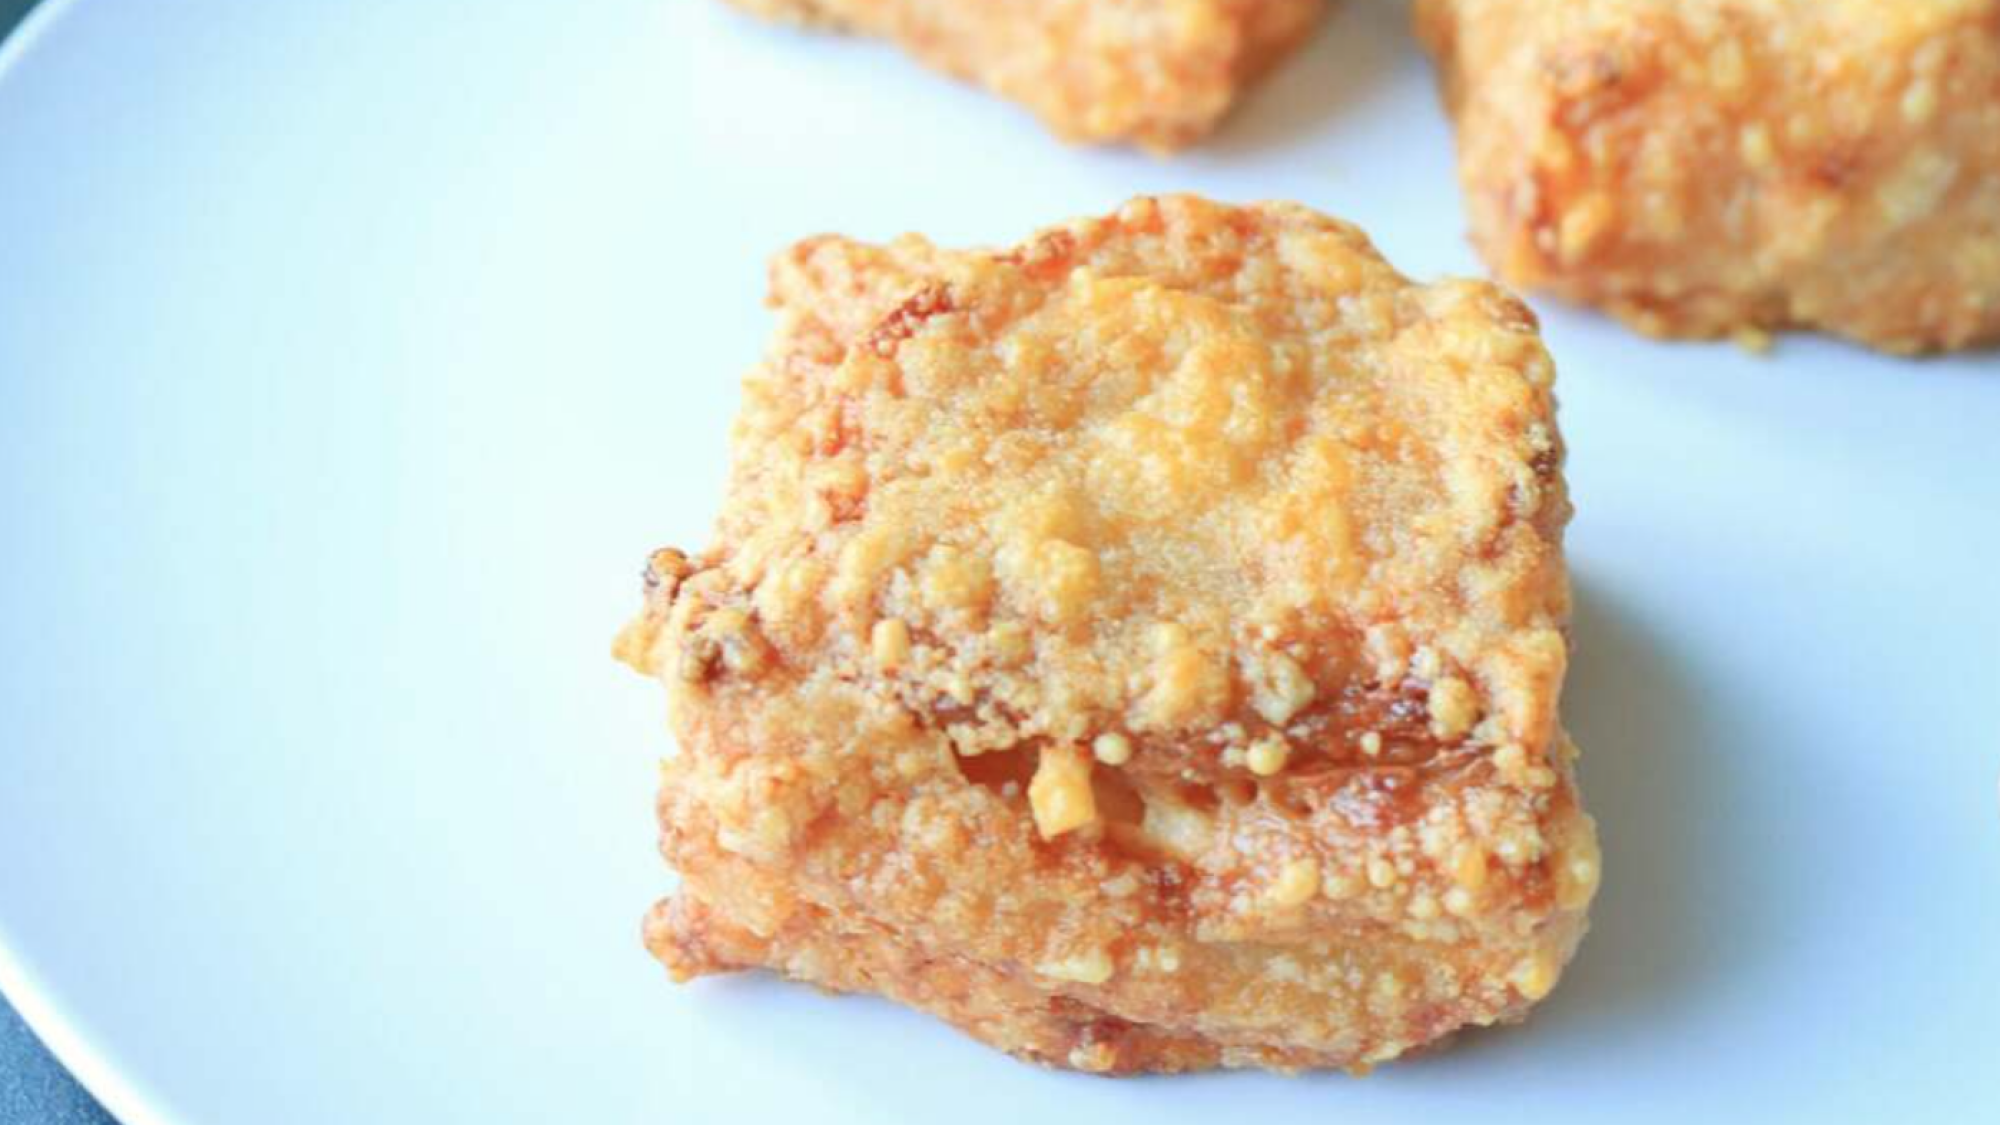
[1,1,1997,1122]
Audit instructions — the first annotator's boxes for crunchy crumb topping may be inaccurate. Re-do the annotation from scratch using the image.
[1269,857,1322,907]
[623,196,1597,1075]
[1245,735,1292,777]
[1092,731,1135,766]
[1029,743,1098,838]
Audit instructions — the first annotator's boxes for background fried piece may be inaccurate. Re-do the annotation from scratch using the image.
[618,197,1598,1074]
[1419,0,2000,353]
[721,0,1327,151]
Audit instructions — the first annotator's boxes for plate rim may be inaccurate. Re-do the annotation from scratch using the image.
[0,3,181,1122]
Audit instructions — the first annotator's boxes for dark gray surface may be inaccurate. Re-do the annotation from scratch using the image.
[1,1003,116,1125]
[0,0,34,39]
[2,4,118,1120]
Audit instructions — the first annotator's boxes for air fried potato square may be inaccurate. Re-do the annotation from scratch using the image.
[722,0,1328,152]
[617,196,1599,1073]
[1419,0,2000,352]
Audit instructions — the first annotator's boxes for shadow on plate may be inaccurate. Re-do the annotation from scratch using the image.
[1204,0,1411,156]
[1389,575,1766,1075]
[676,578,1769,1086]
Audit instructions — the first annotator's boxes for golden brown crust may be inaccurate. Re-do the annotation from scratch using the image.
[1418,0,2000,353]
[720,0,1328,152]
[617,196,1598,1074]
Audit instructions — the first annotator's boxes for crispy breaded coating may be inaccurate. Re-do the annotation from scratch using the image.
[721,0,1327,152]
[1418,0,2000,353]
[616,196,1599,1074]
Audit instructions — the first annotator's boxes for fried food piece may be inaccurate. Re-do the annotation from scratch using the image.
[721,0,1327,152]
[615,196,1599,1074]
[1417,0,2000,353]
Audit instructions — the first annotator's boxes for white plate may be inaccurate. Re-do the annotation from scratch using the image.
[2,1,1997,1122]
